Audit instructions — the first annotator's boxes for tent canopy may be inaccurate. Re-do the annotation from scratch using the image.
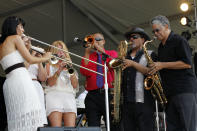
[0,0,196,85]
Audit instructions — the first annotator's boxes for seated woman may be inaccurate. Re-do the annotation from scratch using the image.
[45,41,79,127]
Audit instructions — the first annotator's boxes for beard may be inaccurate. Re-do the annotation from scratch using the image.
[131,43,137,49]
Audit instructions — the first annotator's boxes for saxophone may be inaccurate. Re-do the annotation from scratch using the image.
[142,40,167,109]
[109,40,132,124]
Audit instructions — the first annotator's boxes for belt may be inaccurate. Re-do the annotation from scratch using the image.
[5,63,25,74]
[88,88,113,93]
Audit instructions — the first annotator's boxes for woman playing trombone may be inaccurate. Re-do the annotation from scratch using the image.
[0,16,51,131]
[45,40,79,127]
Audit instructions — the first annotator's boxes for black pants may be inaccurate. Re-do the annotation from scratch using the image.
[0,76,7,130]
[85,89,119,131]
[121,101,155,131]
[166,93,197,131]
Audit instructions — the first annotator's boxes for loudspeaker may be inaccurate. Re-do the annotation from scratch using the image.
[37,127,101,131]
[78,127,101,131]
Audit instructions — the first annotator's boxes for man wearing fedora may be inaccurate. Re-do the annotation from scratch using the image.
[121,27,156,131]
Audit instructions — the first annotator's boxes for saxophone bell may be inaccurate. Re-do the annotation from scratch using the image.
[109,40,132,69]
[109,58,123,68]
[144,75,154,90]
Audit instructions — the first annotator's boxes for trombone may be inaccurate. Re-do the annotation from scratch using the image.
[24,35,104,76]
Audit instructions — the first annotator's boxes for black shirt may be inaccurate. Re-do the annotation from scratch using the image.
[158,31,197,97]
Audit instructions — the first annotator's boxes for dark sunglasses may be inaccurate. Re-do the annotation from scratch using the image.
[130,35,141,39]
[152,28,160,34]
[95,37,103,41]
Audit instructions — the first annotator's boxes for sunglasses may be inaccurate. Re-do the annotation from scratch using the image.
[152,28,160,34]
[95,37,103,41]
[130,35,141,39]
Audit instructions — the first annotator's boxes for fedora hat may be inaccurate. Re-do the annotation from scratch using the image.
[124,27,150,41]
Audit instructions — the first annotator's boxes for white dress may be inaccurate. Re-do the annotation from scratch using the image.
[45,66,79,116]
[28,64,48,125]
[0,51,46,131]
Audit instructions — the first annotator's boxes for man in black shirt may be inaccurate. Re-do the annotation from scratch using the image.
[150,15,197,131]
[122,27,156,131]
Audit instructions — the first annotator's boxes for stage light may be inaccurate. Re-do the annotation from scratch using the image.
[180,17,187,25]
[180,16,192,26]
[180,2,189,12]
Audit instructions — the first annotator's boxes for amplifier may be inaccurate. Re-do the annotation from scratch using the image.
[37,127,101,131]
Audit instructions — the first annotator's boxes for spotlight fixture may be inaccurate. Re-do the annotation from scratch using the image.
[180,2,189,12]
[180,16,192,26]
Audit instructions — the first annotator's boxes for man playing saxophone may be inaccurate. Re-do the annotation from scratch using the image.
[150,15,197,131]
[122,27,157,131]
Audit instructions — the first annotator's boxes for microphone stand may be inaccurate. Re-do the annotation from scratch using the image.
[102,53,110,131]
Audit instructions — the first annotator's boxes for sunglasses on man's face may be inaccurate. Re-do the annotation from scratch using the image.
[130,35,141,39]
[95,37,103,41]
[152,28,160,34]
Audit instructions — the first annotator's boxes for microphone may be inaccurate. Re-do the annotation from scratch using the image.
[74,37,86,43]
[74,37,88,48]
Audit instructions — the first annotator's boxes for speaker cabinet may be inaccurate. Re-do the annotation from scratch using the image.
[78,127,101,131]
[37,127,101,131]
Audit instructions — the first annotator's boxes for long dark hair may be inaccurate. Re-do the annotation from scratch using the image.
[0,16,25,44]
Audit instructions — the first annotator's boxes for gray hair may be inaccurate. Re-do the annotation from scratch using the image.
[151,15,171,29]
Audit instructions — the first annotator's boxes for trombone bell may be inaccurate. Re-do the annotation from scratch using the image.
[50,55,59,65]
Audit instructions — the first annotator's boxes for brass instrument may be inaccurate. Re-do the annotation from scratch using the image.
[143,40,167,108]
[31,46,75,75]
[83,35,95,48]
[22,34,104,76]
[109,40,132,124]
[50,54,75,75]
[109,40,132,68]
[84,35,94,44]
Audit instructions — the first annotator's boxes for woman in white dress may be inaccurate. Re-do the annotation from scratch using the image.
[27,50,48,125]
[45,41,79,127]
[0,16,51,131]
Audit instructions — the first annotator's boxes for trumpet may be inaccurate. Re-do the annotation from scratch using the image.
[74,35,94,48]
[23,34,104,76]
[83,35,95,48]
[84,35,94,45]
